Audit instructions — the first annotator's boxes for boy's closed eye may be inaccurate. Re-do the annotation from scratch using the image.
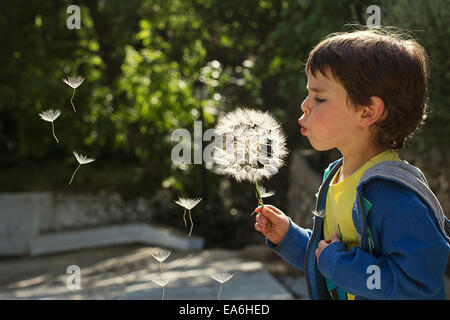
[315,97,326,103]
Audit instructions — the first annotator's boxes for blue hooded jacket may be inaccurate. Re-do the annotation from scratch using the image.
[267,158,450,299]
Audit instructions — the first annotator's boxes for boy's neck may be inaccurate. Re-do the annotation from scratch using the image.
[337,145,389,183]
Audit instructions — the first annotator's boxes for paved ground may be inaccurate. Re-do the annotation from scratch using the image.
[0,244,308,300]
[1,244,447,300]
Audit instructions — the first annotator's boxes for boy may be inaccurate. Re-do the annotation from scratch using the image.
[254,29,450,300]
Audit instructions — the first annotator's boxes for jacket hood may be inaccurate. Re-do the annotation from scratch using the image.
[358,160,450,244]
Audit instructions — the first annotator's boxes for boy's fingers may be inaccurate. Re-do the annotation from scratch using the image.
[255,204,284,215]
[256,213,268,225]
[260,206,283,222]
[254,222,268,234]
[330,232,340,242]
[256,204,284,215]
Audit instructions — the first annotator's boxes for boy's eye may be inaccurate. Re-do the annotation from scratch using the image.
[315,97,326,103]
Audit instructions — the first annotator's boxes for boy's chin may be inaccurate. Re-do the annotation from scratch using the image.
[308,140,333,152]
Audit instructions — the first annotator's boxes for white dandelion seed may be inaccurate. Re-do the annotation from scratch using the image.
[69,151,95,185]
[212,108,288,229]
[62,75,84,112]
[312,209,325,218]
[63,75,84,89]
[151,247,171,263]
[151,247,171,277]
[211,272,234,300]
[250,186,275,217]
[174,197,202,237]
[258,186,275,198]
[151,275,170,300]
[39,109,61,143]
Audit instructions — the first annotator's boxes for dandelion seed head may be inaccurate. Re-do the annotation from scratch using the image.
[63,75,85,89]
[211,272,234,284]
[73,151,95,164]
[151,247,171,262]
[174,197,202,210]
[212,108,288,183]
[39,109,61,122]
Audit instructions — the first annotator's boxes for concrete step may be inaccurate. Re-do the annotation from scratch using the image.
[30,223,204,256]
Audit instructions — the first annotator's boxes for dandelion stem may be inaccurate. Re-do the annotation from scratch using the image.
[162,286,165,300]
[255,180,272,230]
[255,180,264,206]
[69,163,81,185]
[160,261,164,277]
[218,283,223,300]
[183,208,187,227]
[51,122,59,143]
[188,209,193,237]
[70,88,76,112]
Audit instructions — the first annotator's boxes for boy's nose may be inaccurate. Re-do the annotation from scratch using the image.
[300,97,310,114]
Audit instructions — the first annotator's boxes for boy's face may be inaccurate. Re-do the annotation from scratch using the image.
[298,68,363,151]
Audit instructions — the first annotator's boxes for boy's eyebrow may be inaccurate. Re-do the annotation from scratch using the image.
[306,85,327,92]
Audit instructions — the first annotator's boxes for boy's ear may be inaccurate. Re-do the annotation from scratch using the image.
[359,96,386,127]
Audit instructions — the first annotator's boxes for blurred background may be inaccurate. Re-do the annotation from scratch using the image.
[0,0,448,299]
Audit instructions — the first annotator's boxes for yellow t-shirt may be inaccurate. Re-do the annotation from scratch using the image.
[323,150,400,300]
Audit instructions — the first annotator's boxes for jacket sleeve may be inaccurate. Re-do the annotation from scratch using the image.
[317,180,449,299]
[266,217,312,271]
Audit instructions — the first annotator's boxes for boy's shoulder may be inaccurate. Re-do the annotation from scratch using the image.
[356,160,450,243]
[361,178,426,216]
[322,158,429,211]
[322,158,449,243]
[322,157,430,200]
[356,159,434,211]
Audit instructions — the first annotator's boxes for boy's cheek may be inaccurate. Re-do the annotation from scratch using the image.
[309,113,333,135]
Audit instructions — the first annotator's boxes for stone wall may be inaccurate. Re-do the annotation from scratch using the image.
[37,192,155,234]
[286,149,322,230]
[0,192,158,256]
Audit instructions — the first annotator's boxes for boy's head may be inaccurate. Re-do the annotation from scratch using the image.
[301,29,428,151]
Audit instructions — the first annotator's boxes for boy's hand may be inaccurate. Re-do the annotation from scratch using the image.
[254,205,289,246]
[315,232,341,263]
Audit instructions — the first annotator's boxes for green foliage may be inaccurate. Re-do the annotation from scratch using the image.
[0,0,446,247]
[381,0,450,149]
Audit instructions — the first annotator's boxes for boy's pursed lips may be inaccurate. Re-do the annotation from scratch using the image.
[298,118,307,135]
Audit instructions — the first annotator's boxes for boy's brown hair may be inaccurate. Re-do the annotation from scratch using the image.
[305,28,429,150]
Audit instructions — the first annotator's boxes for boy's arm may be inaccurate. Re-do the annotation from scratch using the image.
[317,181,449,299]
[266,217,312,271]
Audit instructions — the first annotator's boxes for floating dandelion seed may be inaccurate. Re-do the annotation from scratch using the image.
[212,108,288,229]
[258,186,275,198]
[151,247,171,276]
[151,247,171,262]
[151,275,170,300]
[312,209,325,218]
[211,272,234,300]
[62,75,84,112]
[174,197,202,237]
[39,109,61,143]
[250,186,275,216]
[69,151,95,185]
